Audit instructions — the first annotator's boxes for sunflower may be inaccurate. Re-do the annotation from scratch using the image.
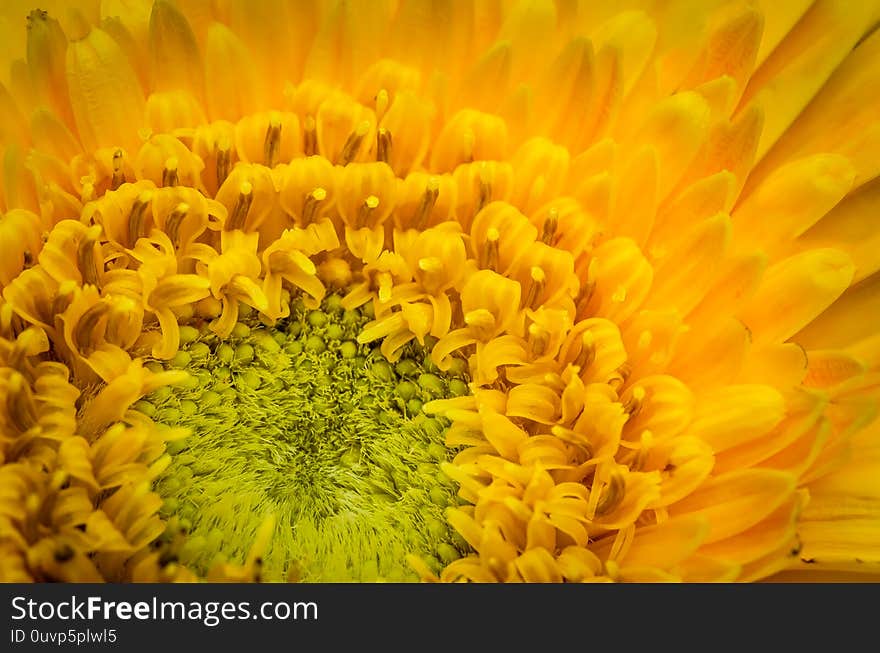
[0,0,878,584]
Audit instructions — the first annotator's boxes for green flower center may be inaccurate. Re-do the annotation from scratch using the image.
[137,296,469,581]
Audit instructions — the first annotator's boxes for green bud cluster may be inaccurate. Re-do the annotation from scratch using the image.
[139,294,472,582]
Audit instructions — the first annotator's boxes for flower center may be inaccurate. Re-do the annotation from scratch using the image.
[136,295,469,581]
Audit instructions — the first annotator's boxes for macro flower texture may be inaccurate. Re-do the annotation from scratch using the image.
[0,0,878,584]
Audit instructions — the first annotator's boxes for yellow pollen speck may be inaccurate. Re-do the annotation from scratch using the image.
[418,257,443,273]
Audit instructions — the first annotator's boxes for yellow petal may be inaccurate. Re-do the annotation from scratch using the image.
[456,40,511,114]
[622,91,711,200]
[714,389,827,474]
[795,180,880,285]
[670,469,797,543]
[748,27,880,191]
[700,494,802,566]
[739,0,880,161]
[646,213,731,315]
[147,274,211,309]
[66,26,145,152]
[204,23,260,121]
[581,237,653,323]
[740,248,854,345]
[617,516,709,569]
[734,154,855,252]
[691,385,785,453]
[148,0,203,97]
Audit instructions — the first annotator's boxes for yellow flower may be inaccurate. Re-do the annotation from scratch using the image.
[0,0,878,582]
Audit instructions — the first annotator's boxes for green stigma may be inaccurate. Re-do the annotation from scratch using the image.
[139,296,470,582]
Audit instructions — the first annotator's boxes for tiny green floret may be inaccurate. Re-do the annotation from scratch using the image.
[144,294,471,582]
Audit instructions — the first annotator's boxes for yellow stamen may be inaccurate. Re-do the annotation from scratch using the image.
[377,127,392,164]
[524,266,546,309]
[541,207,558,245]
[76,225,103,287]
[412,177,440,230]
[573,330,596,371]
[595,473,625,517]
[164,203,189,248]
[6,372,37,433]
[162,156,179,187]
[110,149,125,190]
[375,88,389,119]
[73,301,109,354]
[623,386,647,417]
[127,191,153,247]
[51,280,77,317]
[263,116,282,167]
[480,227,500,271]
[303,115,317,156]
[338,120,371,165]
[216,137,232,188]
[464,308,496,339]
[528,323,549,357]
[632,430,653,471]
[301,187,327,224]
[476,163,493,213]
[356,195,380,228]
[462,128,475,162]
[609,363,632,392]
[226,181,254,231]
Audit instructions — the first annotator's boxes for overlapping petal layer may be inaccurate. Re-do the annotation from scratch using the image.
[0,0,878,582]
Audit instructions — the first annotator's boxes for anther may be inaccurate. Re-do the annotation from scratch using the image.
[464,309,496,339]
[575,280,595,309]
[418,257,443,274]
[609,362,632,392]
[216,138,232,188]
[356,195,380,228]
[7,372,37,433]
[480,227,500,271]
[623,386,646,417]
[573,331,595,371]
[7,329,35,371]
[524,266,546,309]
[528,323,549,358]
[127,191,153,247]
[375,88,389,119]
[463,128,475,163]
[541,208,558,245]
[303,115,317,156]
[105,296,138,346]
[476,165,493,213]
[412,177,440,230]
[226,181,254,231]
[595,472,625,516]
[162,156,179,187]
[51,281,77,317]
[632,430,653,471]
[74,301,109,354]
[26,9,49,27]
[53,544,74,563]
[110,149,125,190]
[80,180,96,204]
[338,121,370,165]
[301,187,327,224]
[377,127,392,164]
[263,116,282,167]
[164,203,189,247]
[76,225,103,287]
